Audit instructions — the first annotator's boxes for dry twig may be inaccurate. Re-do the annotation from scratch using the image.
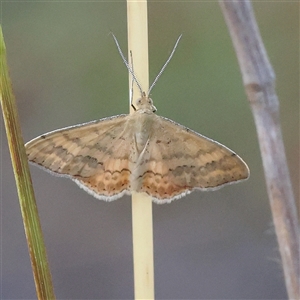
[219,1,299,299]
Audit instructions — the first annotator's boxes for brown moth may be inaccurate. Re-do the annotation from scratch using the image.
[25,36,249,203]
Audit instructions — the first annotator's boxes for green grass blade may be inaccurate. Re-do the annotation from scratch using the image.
[0,26,56,300]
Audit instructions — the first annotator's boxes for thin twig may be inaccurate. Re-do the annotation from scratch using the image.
[126,1,155,299]
[219,1,299,299]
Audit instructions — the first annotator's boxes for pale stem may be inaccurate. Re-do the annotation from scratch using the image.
[126,1,155,299]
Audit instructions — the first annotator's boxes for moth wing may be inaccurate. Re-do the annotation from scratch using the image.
[25,114,134,200]
[138,116,249,202]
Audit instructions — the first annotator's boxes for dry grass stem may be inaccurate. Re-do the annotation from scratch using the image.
[126,0,155,299]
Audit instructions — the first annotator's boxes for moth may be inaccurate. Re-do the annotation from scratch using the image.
[25,35,249,203]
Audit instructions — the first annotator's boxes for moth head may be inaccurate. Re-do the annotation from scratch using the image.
[134,92,157,113]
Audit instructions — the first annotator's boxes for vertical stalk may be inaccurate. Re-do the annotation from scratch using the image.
[219,1,299,299]
[0,27,55,299]
[126,1,155,299]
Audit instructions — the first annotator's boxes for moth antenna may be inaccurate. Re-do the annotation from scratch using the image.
[129,50,135,109]
[148,34,182,95]
[111,33,144,96]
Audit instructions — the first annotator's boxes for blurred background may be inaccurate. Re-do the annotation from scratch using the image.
[1,2,298,299]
